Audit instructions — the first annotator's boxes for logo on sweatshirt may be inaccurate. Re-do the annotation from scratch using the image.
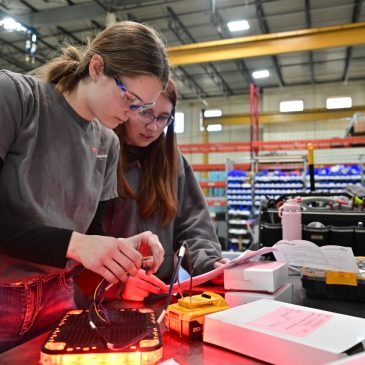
[91,146,107,159]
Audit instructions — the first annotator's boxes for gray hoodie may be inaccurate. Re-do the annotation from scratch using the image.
[105,150,223,282]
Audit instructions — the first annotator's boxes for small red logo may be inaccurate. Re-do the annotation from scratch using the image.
[91,147,97,154]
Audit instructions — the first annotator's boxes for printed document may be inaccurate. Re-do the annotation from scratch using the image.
[273,240,359,273]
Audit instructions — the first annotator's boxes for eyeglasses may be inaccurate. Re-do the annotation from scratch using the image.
[114,77,155,112]
[137,109,174,128]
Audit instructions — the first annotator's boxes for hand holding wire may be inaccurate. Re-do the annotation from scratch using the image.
[121,231,165,274]
[67,232,141,284]
[121,269,166,301]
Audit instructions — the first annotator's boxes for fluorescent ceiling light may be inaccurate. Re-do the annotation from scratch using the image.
[0,17,27,32]
[252,70,270,79]
[326,96,352,109]
[207,124,222,132]
[227,20,249,32]
[174,111,184,134]
[204,109,223,118]
[280,100,304,112]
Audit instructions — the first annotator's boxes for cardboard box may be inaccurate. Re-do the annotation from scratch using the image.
[224,261,288,293]
[225,282,293,307]
[203,299,365,365]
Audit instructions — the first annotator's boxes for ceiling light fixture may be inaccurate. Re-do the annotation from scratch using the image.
[280,100,304,113]
[0,17,37,63]
[204,109,223,118]
[207,124,223,132]
[252,70,270,79]
[0,17,27,32]
[326,96,352,109]
[227,20,250,32]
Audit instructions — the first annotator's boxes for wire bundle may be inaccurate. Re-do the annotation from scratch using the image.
[88,241,188,348]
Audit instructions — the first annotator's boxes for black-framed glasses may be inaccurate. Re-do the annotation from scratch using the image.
[137,109,174,128]
[114,77,155,112]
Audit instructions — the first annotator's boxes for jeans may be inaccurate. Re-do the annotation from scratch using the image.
[0,272,76,353]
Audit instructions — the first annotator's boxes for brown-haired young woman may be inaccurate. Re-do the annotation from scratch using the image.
[0,21,169,351]
[105,79,227,301]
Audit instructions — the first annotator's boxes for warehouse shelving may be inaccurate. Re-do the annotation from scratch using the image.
[194,163,251,212]
[182,136,365,251]
[186,137,365,202]
[226,167,253,251]
[180,136,365,154]
[304,165,363,193]
[252,155,307,215]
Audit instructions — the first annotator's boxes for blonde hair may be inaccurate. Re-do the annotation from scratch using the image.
[31,21,169,93]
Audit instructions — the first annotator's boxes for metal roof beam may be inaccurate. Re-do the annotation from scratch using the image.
[210,10,254,87]
[168,22,365,65]
[167,6,233,96]
[0,48,32,72]
[0,37,46,64]
[56,25,82,45]
[172,66,208,102]
[342,0,363,82]
[16,2,105,27]
[165,7,207,101]
[255,0,284,88]
[305,0,315,85]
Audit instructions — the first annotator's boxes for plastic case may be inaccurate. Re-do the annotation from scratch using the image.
[301,258,365,301]
[165,291,229,338]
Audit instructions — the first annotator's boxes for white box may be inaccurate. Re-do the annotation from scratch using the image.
[203,299,365,365]
[224,261,288,293]
[225,282,293,307]
[326,352,365,364]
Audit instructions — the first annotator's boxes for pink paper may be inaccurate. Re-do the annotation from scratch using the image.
[248,307,334,337]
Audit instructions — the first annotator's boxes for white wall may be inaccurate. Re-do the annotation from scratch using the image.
[176,80,365,166]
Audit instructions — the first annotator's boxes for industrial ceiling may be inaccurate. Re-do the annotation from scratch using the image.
[0,0,364,101]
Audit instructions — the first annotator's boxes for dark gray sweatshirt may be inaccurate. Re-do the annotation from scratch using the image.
[105,149,223,281]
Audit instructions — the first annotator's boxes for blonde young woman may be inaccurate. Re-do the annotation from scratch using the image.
[0,21,169,352]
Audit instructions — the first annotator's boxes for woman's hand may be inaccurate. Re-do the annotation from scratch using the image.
[121,231,165,274]
[211,258,230,285]
[122,269,166,301]
[66,231,164,284]
[213,258,230,269]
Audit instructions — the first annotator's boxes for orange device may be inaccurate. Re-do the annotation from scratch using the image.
[165,291,229,339]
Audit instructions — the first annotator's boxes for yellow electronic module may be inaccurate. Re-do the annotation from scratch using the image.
[165,291,230,338]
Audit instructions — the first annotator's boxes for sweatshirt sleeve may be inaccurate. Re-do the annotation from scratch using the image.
[0,157,71,268]
[173,154,223,276]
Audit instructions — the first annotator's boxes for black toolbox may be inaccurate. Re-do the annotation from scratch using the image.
[258,192,365,256]
[301,258,365,301]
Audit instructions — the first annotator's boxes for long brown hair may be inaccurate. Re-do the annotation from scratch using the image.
[31,21,169,92]
[116,79,178,226]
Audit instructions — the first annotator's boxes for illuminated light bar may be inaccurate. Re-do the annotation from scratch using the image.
[40,308,162,365]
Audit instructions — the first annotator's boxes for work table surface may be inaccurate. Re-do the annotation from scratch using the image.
[1,274,365,365]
